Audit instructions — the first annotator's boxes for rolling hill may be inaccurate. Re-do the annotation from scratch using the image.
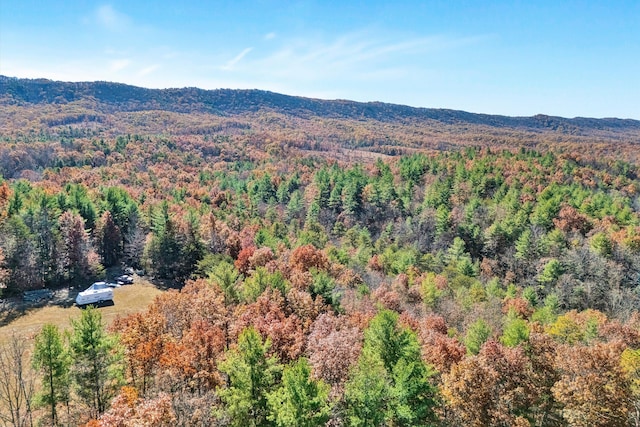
[2,75,639,136]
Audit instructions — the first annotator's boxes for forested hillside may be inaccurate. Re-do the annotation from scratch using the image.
[1,78,640,426]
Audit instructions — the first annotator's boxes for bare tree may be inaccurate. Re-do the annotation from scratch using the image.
[0,332,34,427]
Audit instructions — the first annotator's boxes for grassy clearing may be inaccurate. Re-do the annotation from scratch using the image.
[0,279,163,422]
[0,279,163,344]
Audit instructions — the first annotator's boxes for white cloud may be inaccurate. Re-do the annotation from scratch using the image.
[110,59,131,72]
[220,47,253,71]
[264,32,276,41]
[2,27,487,109]
[241,31,486,85]
[138,64,160,76]
[96,5,131,32]
[177,30,491,107]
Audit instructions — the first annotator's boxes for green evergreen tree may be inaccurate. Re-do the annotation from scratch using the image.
[500,313,530,347]
[344,310,437,426]
[342,182,362,216]
[69,307,122,418]
[328,185,343,212]
[343,350,389,427]
[435,205,450,236]
[144,202,181,279]
[538,258,563,285]
[310,269,339,310]
[242,267,287,302]
[209,261,241,304]
[286,190,304,220]
[446,237,467,264]
[178,209,205,281]
[464,319,491,355]
[66,184,97,230]
[514,228,534,260]
[267,358,331,427]
[217,327,282,427]
[590,232,613,257]
[522,286,538,307]
[32,324,70,426]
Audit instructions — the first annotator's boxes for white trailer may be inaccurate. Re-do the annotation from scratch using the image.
[75,282,114,306]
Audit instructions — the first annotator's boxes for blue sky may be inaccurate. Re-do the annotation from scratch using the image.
[1,1,639,118]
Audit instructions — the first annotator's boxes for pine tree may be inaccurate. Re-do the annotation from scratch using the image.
[343,350,389,427]
[267,358,331,427]
[500,313,530,347]
[144,202,181,279]
[216,327,281,427]
[32,324,70,426]
[69,307,123,418]
[514,228,533,260]
[464,319,491,355]
[344,310,438,426]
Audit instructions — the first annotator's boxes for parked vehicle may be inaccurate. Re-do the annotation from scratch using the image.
[75,282,114,306]
[114,274,134,285]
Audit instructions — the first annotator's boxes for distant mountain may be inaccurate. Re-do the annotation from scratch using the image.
[2,76,639,135]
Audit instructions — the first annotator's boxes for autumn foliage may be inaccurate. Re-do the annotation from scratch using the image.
[1,78,640,425]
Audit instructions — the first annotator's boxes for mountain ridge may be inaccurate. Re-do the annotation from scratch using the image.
[2,75,639,134]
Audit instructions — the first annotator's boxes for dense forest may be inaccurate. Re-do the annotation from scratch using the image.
[1,77,640,426]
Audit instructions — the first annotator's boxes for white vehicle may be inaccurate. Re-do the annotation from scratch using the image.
[75,282,114,306]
